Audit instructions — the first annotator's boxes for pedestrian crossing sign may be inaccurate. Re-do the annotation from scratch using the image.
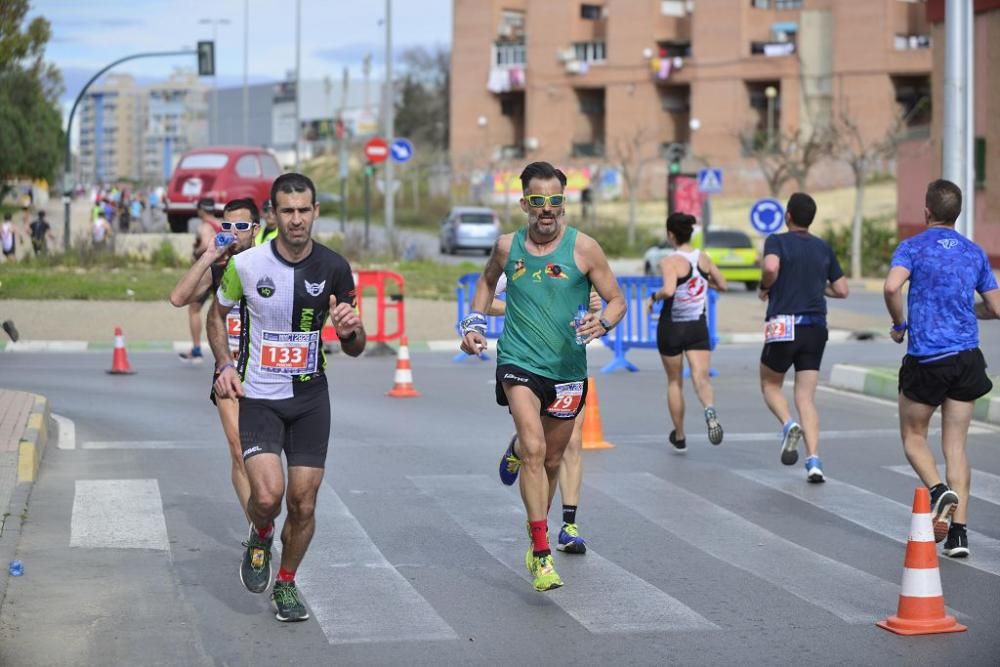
[697,168,723,194]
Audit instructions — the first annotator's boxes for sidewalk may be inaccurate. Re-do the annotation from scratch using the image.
[829,363,1000,424]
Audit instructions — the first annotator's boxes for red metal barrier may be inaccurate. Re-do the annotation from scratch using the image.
[322,269,405,345]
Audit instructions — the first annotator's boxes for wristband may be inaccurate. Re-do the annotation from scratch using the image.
[216,361,236,375]
[891,321,907,333]
[460,311,488,337]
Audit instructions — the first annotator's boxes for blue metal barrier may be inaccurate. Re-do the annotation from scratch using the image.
[454,272,505,362]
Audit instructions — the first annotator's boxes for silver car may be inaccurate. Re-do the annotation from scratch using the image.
[439,206,500,255]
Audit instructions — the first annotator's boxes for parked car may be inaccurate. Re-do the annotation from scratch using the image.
[439,206,500,255]
[643,229,762,290]
[164,146,282,232]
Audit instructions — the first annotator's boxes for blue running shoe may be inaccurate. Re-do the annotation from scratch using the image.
[499,434,521,486]
[557,523,587,554]
[780,421,802,466]
[804,456,824,483]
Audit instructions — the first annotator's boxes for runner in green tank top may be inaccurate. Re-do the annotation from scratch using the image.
[460,161,626,592]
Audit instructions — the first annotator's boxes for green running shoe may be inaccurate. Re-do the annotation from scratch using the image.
[525,548,563,592]
[272,580,310,622]
[240,525,273,594]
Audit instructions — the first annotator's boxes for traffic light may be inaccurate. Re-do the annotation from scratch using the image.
[664,142,685,172]
[197,41,215,76]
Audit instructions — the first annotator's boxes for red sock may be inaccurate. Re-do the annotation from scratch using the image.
[276,567,295,583]
[528,520,549,553]
[256,522,274,540]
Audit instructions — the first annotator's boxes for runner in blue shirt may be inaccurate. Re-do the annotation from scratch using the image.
[884,178,1000,558]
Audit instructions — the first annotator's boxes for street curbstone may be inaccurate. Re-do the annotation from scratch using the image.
[17,394,50,483]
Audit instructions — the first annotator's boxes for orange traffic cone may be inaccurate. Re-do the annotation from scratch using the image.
[876,487,966,635]
[581,377,613,449]
[386,336,419,398]
[106,327,136,375]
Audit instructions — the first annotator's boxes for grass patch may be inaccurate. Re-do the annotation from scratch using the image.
[0,265,186,300]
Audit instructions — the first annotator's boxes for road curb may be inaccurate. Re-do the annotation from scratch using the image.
[17,394,50,483]
[829,363,1000,424]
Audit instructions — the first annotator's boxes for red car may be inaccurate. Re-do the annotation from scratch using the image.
[165,146,282,232]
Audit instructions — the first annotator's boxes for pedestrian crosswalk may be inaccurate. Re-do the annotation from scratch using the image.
[66,464,999,643]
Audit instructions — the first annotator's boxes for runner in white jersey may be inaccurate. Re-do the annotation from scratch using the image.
[1,213,17,262]
[211,173,366,623]
[647,213,728,450]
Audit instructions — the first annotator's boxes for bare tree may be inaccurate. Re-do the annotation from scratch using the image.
[610,126,659,247]
[738,127,833,196]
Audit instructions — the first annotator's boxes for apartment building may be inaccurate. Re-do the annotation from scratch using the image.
[451,0,932,198]
[142,72,209,183]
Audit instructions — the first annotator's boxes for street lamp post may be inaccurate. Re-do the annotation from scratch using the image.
[243,0,249,145]
[383,0,395,238]
[294,0,301,170]
[764,85,777,151]
[199,17,230,143]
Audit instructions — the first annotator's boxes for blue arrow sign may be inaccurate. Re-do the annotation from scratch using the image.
[749,198,785,235]
[697,168,723,194]
[390,138,414,164]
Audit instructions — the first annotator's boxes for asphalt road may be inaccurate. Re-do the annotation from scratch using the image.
[1,341,999,666]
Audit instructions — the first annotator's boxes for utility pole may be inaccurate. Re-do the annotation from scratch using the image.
[383,0,395,237]
[294,0,302,170]
[243,0,249,144]
[199,18,230,142]
[943,0,972,238]
[339,67,349,233]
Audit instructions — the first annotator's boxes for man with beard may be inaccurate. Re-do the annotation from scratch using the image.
[211,173,366,622]
[460,161,626,592]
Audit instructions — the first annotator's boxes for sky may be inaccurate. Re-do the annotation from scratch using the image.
[30,0,452,104]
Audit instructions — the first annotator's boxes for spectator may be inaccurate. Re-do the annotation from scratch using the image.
[29,210,56,256]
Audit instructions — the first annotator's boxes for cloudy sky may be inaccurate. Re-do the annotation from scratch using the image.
[30,0,452,103]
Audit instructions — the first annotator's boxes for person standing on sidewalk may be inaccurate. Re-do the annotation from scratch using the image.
[460,161,626,591]
[647,212,728,452]
[179,198,222,364]
[884,179,999,558]
[758,192,849,482]
[211,173,366,622]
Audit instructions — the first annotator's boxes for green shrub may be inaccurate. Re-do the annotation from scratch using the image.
[821,216,897,278]
[150,239,183,268]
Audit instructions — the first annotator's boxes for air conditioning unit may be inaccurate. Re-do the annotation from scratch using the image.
[565,60,584,74]
[557,47,577,62]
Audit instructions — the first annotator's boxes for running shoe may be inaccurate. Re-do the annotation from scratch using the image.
[669,430,687,453]
[240,525,273,594]
[942,527,969,559]
[179,348,204,365]
[779,421,802,466]
[272,581,310,622]
[804,456,825,483]
[557,523,587,554]
[2,320,19,343]
[929,486,960,543]
[525,548,563,591]
[499,434,521,486]
[704,407,723,445]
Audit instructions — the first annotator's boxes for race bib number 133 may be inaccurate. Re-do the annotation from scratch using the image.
[259,330,320,375]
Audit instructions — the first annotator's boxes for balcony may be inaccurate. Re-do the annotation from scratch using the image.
[894,34,931,51]
[750,41,795,57]
[487,42,526,93]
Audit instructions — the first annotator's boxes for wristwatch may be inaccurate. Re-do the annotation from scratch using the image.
[598,317,614,336]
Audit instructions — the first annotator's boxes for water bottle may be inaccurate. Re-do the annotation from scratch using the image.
[574,304,588,345]
[9,560,23,577]
[214,232,236,249]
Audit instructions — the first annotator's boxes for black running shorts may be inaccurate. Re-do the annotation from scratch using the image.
[760,325,828,373]
[496,364,588,420]
[898,348,992,407]
[238,375,331,467]
[657,315,711,357]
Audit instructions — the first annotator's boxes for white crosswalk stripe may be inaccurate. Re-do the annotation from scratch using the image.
[410,474,718,633]
[586,472,901,624]
[295,483,458,644]
[70,479,169,551]
[735,469,1000,577]
[885,465,1000,508]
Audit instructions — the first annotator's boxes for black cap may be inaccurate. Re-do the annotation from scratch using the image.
[197,197,216,212]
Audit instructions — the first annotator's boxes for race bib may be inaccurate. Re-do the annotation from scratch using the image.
[546,381,584,418]
[226,308,242,355]
[764,315,795,343]
[259,330,320,375]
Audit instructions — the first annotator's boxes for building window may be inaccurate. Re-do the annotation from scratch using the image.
[494,42,526,67]
[894,34,931,50]
[774,0,802,8]
[580,4,602,20]
[573,41,606,63]
[498,9,525,42]
[975,137,985,189]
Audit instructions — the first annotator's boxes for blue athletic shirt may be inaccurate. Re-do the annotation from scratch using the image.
[890,227,998,358]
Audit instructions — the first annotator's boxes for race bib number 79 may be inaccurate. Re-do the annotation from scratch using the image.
[259,330,320,375]
[547,381,584,418]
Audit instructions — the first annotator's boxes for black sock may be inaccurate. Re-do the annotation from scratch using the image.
[533,549,551,558]
[950,522,966,534]
[562,505,577,526]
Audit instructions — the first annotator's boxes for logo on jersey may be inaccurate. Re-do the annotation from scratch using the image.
[937,238,959,250]
[256,276,276,298]
[511,258,526,281]
[304,279,326,297]
[545,263,568,279]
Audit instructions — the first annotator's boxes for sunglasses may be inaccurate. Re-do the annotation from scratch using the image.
[220,221,255,232]
[525,194,566,208]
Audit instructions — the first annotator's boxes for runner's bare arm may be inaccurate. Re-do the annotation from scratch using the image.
[208,299,244,398]
[329,294,366,357]
[824,276,849,299]
[461,236,511,354]
[975,288,1000,320]
[699,252,728,292]
[576,233,625,341]
[486,299,506,316]
[761,253,780,288]
[883,265,910,335]
[655,256,679,299]
[168,253,218,307]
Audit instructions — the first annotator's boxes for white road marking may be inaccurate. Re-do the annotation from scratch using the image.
[617,423,992,445]
[886,465,1000,508]
[816,385,1000,433]
[81,440,215,449]
[52,413,75,450]
[70,479,169,551]
[296,483,458,644]
[736,469,1000,578]
[410,474,718,634]
[586,472,901,624]
[4,340,88,352]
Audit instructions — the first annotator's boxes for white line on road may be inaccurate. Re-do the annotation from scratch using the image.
[70,479,169,551]
[586,472,901,624]
[816,385,1000,433]
[615,425,991,445]
[736,469,1000,578]
[81,440,215,449]
[885,465,1000,508]
[296,483,458,645]
[410,474,718,634]
[52,413,75,450]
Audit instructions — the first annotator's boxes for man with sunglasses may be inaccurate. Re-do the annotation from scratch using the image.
[169,198,261,522]
[179,197,223,365]
[460,161,626,592]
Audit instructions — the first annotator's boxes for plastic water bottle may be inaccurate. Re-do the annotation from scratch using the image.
[9,560,23,577]
[214,232,236,248]
[574,304,588,345]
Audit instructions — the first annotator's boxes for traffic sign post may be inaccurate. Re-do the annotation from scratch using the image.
[697,168,723,194]
[364,137,389,164]
[749,198,785,235]
[390,138,414,164]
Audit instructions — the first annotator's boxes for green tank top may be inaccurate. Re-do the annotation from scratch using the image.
[497,226,590,380]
